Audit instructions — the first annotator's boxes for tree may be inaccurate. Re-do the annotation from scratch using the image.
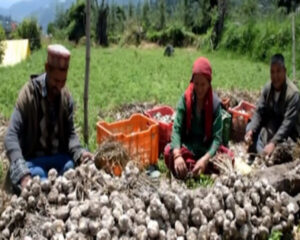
[47,22,55,35]
[68,1,86,43]
[95,0,109,46]
[128,0,134,19]
[278,0,300,13]
[142,0,150,31]
[183,0,190,28]
[16,18,41,51]
[0,24,5,64]
[136,0,142,22]
[241,0,259,17]
[108,2,117,35]
[158,0,166,30]
[54,4,68,29]
[212,0,228,49]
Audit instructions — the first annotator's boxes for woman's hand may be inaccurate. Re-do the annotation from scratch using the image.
[174,156,188,179]
[192,153,210,176]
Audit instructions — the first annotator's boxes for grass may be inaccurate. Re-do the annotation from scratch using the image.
[157,157,214,188]
[0,45,293,236]
[0,45,270,152]
[268,230,283,240]
[185,173,214,188]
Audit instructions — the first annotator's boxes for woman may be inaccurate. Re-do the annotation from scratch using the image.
[164,57,223,179]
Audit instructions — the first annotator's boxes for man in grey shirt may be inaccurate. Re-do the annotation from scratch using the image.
[5,44,93,191]
[245,53,300,156]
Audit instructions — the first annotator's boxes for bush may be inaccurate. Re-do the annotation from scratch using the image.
[0,24,5,64]
[108,34,121,45]
[146,26,196,47]
[67,1,86,43]
[119,22,143,46]
[219,15,300,69]
[16,18,41,51]
[196,28,213,50]
[219,21,257,55]
[51,28,69,41]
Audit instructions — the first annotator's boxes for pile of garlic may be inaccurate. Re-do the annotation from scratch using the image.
[0,161,296,240]
[153,112,175,124]
[252,139,295,168]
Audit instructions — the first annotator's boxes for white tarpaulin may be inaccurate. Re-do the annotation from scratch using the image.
[1,39,30,66]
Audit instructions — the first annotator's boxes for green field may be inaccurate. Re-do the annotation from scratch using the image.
[0,45,270,150]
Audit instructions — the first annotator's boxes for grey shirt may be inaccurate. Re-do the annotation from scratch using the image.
[248,79,300,144]
[5,73,84,185]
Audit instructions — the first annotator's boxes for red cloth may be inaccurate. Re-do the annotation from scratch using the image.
[164,144,234,176]
[164,144,196,175]
[184,57,213,142]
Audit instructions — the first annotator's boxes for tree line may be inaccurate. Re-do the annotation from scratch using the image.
[46,0,299,48]
[1,0,300,68]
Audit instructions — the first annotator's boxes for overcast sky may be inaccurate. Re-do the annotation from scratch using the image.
[0,0,27,9]
[0,0,66,9]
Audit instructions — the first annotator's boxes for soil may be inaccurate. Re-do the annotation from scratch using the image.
[98,102,156,121]
[215,88,260,108]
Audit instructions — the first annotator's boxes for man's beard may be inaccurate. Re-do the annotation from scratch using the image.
[50,87,61,96]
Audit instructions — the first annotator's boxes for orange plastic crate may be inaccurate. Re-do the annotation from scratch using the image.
[96,114,159,167]
[228,100,256,142]
[229,100,256,123]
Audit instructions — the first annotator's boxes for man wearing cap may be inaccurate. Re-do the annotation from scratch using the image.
[5,44,93,191]
[245,53,300,156]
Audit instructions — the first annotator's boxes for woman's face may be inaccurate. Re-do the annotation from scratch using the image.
[193,74,210,100]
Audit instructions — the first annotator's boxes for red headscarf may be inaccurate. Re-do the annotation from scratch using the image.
[184,57,213,141]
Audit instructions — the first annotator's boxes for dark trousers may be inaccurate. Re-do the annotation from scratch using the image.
[27,154,74,180]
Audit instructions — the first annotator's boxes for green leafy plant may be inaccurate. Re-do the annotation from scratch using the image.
[0,24,5,64]
[16,18,41,51]
[185,174,214,189]
[268,230,283,240]
[157,158,168,174]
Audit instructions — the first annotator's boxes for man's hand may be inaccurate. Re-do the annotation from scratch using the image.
[174,156,188,179]
[20,175,32,189]
[245,130,253,144]
[263,142,275,156]
[80,151,94,163]
[192,153,210,176]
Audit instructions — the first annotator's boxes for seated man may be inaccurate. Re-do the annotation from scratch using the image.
[5,44,93,191]
[245,53,300,156]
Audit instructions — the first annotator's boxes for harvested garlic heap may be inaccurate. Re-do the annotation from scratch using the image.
[153,112,175,124]
[252,139,295,168]
[0,161,296,240]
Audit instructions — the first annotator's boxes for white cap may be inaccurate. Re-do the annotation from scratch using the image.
[47,44,70,70]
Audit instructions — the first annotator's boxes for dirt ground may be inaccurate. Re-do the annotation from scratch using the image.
[98,102,156,121]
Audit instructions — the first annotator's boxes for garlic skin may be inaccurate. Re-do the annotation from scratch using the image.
[96,229,111,240]
[147,220,159,239]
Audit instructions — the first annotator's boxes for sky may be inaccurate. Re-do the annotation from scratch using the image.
[0,0,24,9]
[0,0,66,9]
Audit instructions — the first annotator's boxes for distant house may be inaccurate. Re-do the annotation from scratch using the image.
[10,22,17,32]
[0,15,18,36]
